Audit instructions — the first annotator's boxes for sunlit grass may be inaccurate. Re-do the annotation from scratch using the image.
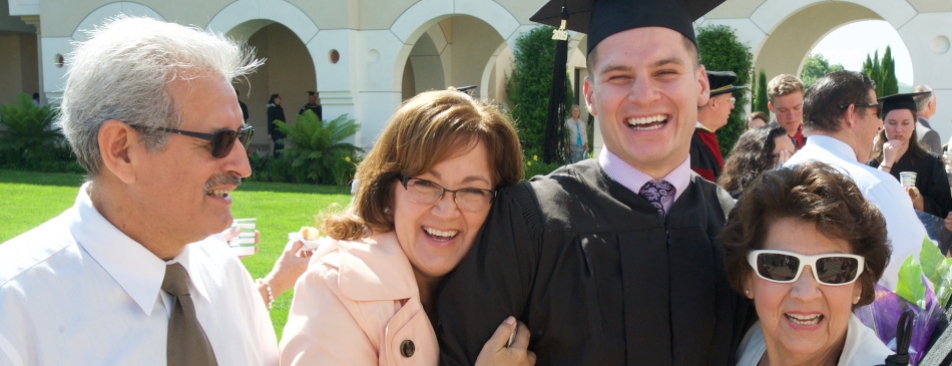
[0,169,352,340]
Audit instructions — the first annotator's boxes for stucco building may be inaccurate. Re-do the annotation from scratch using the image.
[2,0,951,152]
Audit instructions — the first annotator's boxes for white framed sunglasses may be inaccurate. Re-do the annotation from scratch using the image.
[747,250,865,286]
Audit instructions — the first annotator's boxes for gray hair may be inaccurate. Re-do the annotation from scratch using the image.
[914,85,934,112]
[59,16,263,176]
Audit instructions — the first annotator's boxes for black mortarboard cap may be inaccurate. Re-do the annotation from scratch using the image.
[530,0,724,54]
[878,91,931,118]
[707,71,747,96]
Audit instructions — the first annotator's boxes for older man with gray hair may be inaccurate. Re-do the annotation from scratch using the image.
[912,84,941,153]
[0,16,277,365]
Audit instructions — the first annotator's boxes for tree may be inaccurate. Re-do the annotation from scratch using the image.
[696,24,754,156]
[506,26,573,161]
[753,69,769,115]
[860,47,898,97]
[881,46,898,96]
[800,53,845,89]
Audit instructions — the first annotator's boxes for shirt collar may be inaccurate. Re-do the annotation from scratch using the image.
[695,121,712,132]
[802,135,858,162]
[597,148,691,202]
[919,116,932,128]
[68,182,209,315]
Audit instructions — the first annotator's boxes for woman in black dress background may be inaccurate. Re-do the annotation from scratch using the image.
[868,91,952,219]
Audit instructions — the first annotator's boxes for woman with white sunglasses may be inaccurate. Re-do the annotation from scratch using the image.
[721,161,892,366]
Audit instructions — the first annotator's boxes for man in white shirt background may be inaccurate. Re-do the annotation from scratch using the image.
[784,70,930,290]
[0,17,279,365]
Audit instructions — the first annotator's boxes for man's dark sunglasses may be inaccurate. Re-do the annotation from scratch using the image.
[837,102,882,117]
[130,124,254,158]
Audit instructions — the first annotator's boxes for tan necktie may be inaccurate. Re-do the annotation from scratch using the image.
[162,263,218,366]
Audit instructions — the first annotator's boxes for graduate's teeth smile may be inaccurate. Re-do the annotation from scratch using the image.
[423,226,459,242]
[627,115,667,130]
[785,313,823,325]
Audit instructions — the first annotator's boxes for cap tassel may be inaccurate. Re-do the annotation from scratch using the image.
[543,6,570,164]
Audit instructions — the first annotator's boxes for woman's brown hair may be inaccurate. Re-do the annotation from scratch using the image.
[323,89,523,240]
[721,161,890,308]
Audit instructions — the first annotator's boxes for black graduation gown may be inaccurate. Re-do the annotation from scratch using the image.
[436,160,751,365]
[868,152,952,218]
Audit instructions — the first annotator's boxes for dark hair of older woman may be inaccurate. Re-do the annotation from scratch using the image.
[717,123,795,199]
[722,161,892,365]
[279,89,535,365]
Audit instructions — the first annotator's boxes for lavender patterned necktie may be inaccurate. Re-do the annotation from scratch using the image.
[639,180,674,217]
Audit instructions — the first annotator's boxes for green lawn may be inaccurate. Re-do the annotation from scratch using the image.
[0,169,352,340]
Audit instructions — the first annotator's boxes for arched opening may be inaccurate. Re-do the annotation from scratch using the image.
[234,22,317,155]
[399,15,506,101]
[402,29,447,101]
[810,20,915,91]
[753,2,883,78]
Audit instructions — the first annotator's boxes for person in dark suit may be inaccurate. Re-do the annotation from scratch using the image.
[298,91,322,120]
[914,85,941,154]
[691,70,747,181]
[267,94,286,156]
[235,88,249,122]
[436,0,751,364]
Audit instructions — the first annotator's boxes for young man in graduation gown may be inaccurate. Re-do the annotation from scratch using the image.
[690,71,746,181]
[436,0,751,365]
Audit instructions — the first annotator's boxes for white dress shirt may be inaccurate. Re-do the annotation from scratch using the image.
[784,135,931,290]
[0,183,278,366]
[598,148,692,214]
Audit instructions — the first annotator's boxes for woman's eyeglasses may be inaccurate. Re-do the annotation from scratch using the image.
[130,124,254,158]
[399,176,495,212]
[747,249,865,286]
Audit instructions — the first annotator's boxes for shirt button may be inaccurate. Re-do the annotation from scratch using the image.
[401,340,415,357]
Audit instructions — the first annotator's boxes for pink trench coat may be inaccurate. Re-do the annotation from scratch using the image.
[279,232,439,365]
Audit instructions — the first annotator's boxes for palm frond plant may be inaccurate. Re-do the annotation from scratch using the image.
[0,93,74,171]
[274,111,361,185]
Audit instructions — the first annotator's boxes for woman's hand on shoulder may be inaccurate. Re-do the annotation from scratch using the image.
[475,316,536,366]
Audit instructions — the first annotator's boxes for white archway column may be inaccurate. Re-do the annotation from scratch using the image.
[899,11,952,142]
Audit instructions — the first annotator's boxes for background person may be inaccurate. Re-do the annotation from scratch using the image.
[298,91,322,120]
[913,85,940,154]
[723,162,891,366]
[869,91,952,219]
[767,74,806,149]
[279,89,533,365]
[718,123,795,199]
[267,93,286,156]
[747,111,768,130]
[691,70,747,181]
[564,104,589,163]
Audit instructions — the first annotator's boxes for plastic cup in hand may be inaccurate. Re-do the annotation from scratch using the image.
[900,171,917,189]
[230,218,256,256]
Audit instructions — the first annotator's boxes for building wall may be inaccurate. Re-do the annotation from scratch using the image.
[15,0,952,148]
[0,33,38,105]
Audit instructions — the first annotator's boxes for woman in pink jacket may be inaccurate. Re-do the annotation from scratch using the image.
[279,89,533,365]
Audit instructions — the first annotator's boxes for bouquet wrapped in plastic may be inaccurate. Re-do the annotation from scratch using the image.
[856,237,950,365]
